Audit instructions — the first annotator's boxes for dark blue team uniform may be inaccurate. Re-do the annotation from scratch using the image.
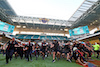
[6,40,18,63]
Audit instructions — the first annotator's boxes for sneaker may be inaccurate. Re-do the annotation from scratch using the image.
[10,58,12,61]
[36,55,38,57]
[67,59,72,62]
[84,61,89,64]
[96,56,99,59]
[45,55,47,57]
[52,60,55,63]
[6,63,8,64]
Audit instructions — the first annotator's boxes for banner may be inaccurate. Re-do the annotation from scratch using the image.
[69,26,89,36]
[0,21,15,33]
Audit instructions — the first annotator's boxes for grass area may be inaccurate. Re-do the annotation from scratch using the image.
[91,54,100,61]
[0,54,82,67]
[0,54,100,67]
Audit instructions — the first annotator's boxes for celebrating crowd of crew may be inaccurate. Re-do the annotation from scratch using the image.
[1,38,100,66]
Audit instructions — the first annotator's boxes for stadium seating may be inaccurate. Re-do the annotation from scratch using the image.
[15,34,27,39]
[10,34,68,40]
[25,35,34,39]
[9,35,15,37]
[40,36,46,39]
[57,36,64,40]
[46,36,52,40]
[52,36,58,40]
[63,36,67,40]
[33,35,39,39]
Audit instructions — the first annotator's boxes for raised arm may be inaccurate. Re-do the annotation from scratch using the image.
[3,41,9,50]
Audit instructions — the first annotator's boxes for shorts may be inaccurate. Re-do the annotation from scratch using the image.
[74,56,79,60]
[94,50,100,54]
[61,52,65,54]
[94,50,100,52]
[61,50,65,53]
[41,48,46,53]
[14,49,17,52]
[27,50,32,54]
[47,48,51,52]
[40,48,42,51]
[65,50,71,54]
[73,54,79,60]
[52,48,59,53]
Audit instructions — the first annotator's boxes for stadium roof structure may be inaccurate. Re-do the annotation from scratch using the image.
[70,0,100,28]
[0,0,100,31]
[9,16,69,30]
[0,0,16,16]
[0,0,16,24]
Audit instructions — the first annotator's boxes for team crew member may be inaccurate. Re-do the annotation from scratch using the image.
[65,42,71,62]
[72,47,87,66]
[46,43,51,56]
[61,44,65,59]
[35,43,40,60]
[3,38,18,64]
[81,42,93,60]
[52,40,60,62]
[16,42,24,59]
[85,41,93,60]
[27,40,33,61]
[72,41,88,60]
[71,41,86,61]
[41,40,47,60]
[92,43,100,58]
[23,44,28,59]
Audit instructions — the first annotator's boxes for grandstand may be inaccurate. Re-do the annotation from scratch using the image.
[10,34,67,40]
[0,0,100,40]
[0,0,100,67]
[77,32,100,44]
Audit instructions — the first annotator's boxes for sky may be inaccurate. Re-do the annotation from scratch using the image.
[7,0,84,20]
